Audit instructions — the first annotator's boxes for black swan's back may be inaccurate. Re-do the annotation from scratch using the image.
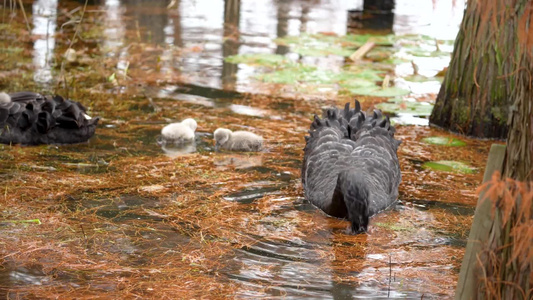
[0,92,99,145]
[302,100,401,233]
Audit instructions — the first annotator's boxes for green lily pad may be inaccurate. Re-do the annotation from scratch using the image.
[338,68,385,82]
[421,136,466,147]
[342,34,394,46]
[275,34,343,46]
[292,45,355,57]
[259,66,338,84]
[274,33,394,57]
[376,101,433,116]
[339,78,376,89]
[225,53,291,67]
[395,34,436,42]
[422,161,476,174]
[398,34,455,45]
[405,48,450,58]
[365,48,393,61]
[382,57,411,65]
[275,34,357,57]
[349,86,410,97]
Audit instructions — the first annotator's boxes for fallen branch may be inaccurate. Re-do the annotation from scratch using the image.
[349,41,375,61]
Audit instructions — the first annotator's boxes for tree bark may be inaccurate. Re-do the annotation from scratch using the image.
[430,0,531,139]
[451,2,532,299]
[501,3,533,180]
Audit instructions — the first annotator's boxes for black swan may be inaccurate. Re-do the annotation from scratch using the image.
[160,118,197,143]
[301,100,401,234]
[214,128,263,152]
[0,91,99,145]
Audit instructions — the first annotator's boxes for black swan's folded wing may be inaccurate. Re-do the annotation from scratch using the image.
[0,92,99,145]
[302,100,401,222]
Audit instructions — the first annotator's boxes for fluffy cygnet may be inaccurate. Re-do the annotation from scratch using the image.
[161,118,197,142]
[0,92,11,104]
[214,128,263,152]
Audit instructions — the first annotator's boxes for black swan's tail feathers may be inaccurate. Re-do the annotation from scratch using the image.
[0,91,99,145]
[310,114,324,130]
[308,107,345,137]
[342,99,362,121]
[305,98,401,153]
[347,112,365,137]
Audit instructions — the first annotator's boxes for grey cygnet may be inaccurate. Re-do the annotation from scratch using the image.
[214,128,263,152]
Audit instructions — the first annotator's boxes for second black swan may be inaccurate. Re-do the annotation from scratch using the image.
[0,91,99,145]
[302,100,401,234]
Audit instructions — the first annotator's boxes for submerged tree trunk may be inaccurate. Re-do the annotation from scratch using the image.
[430,0,532,139]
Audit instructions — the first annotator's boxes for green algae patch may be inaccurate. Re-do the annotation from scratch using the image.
[422,136,466,147]
[225,53,292,67]
[376,100,434,116]
[423,161,476,174]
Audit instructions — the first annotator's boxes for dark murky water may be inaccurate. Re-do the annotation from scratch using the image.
[0,0,490,299]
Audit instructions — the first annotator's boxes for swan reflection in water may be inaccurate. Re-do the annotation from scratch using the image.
[214,154,263,169]
[157,135,197,158]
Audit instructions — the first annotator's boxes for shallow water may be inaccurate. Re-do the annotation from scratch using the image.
[0,0,495,299]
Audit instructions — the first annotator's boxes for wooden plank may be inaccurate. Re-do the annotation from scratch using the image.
[349,41,375,61]
[455,143,506,300]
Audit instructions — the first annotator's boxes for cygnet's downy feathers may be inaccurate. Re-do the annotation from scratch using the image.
[0,91,99,145]
[161,118,197,142]
[214,128,263,152]
[302,100,401,234]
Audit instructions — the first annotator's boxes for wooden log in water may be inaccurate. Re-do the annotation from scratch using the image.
[455,143,506,300]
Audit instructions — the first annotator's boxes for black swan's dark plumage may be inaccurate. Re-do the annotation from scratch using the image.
[302,100,401,234]
[0,92,99,145]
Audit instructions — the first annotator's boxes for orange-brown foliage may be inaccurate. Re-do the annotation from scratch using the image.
[476,172,532,300]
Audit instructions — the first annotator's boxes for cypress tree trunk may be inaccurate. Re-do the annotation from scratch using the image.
[455,4,532,299]
[501,5,533,180]
[430,0,531,139]
[502,89,533,181]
